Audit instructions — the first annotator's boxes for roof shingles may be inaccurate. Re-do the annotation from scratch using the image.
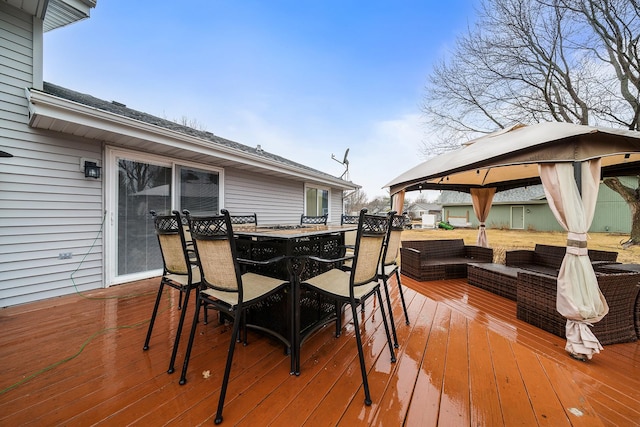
[42,82,344,182]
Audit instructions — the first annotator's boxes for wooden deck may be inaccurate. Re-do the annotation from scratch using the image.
[1,275,639,426]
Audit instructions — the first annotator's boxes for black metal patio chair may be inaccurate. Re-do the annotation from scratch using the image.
[378,211,411,348]
[178,210,290,424]
[341,213,359,252]
[144,210,201,375]
[301,213,328,225]
[299,209,396,405]
[229,213,257,226]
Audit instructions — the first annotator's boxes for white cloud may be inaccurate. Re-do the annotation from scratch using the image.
[210,110,430,199]
[350,113,427,198]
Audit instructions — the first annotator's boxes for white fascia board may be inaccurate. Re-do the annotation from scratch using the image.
[26,88,357,190]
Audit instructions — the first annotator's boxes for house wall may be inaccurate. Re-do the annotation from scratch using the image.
[479,203,560,231]
[225,168,344,225]
[590,176,635,233]
[0,3,349,307]
[1,4,105,307]
[329,188,343,224]
[442,178,634,233]
[224,168,304,224]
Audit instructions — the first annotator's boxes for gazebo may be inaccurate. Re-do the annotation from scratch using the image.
[385,122,640,360]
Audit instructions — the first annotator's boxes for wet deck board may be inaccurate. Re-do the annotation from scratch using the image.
[1,276,639,426]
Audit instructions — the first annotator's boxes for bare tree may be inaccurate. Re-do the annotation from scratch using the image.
[161,112,209,132]
[422,0,640,244]
[422,0,597,155]
[365,195,392,214]
[604,176,640,246]
[344,189,368,215]
[176,115,208,132]
[562,0,640,130]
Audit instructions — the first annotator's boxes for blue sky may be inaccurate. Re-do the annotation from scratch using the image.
[43,0,477,199]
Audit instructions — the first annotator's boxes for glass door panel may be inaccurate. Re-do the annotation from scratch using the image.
[117,158,172,275]
[178,166,219,215]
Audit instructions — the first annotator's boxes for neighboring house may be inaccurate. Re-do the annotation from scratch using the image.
[405,202,441,221]
[405,202,442,229]
[439,180,634,232]
[0,1,358,307]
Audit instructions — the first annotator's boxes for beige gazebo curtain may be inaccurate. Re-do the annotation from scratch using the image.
[538,159,608,360]
[392,190,405,214]
[470,187,496,247]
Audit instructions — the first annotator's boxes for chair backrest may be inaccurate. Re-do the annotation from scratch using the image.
[341,214,359,248]
[381,212,403,267]
[230,213,257,226]
[186,210,243,296]
[151,210,191,275]
[341,214,359,225]
[351,209,389,286]
[301,214,328,225]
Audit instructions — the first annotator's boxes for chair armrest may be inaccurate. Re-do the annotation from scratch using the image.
[238,255,287,267]
[305,254,354,264]
[400,247,421,256]
[337,244,355,258]
[400,247,421,263]
[399,247,422,278]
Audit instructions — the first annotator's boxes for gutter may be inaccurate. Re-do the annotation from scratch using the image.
[26,87,358,191]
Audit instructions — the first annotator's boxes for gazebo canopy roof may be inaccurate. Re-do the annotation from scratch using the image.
[386,123,640,195]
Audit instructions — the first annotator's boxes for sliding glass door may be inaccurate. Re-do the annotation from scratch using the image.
[109,150,221,282]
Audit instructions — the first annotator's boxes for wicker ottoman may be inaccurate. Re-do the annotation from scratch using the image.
[468,263,521,301]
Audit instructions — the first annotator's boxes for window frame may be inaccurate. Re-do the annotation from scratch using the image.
[303,183,331,220]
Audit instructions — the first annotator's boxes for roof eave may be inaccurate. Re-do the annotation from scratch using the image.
[43,0,97,32]
[25,88,358,191]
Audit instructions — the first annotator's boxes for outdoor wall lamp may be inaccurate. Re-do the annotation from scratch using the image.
[84,161,101,179]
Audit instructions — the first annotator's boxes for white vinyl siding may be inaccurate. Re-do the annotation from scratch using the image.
[329,188,343,223]
[0,129,104,307]
[1,3,33,124]
[225,169,346,225]
[224,168,303,224]
[0,4,104,307]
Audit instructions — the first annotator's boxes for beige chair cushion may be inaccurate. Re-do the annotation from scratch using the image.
[166,265,201,285]
[380,263,398,277]
[202,272,286,307]
[304,268,378,300]
[383,230,402,266]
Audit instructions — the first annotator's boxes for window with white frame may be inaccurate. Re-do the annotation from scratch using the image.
[304,184,330,217]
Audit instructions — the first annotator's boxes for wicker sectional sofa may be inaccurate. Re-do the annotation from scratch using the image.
[505,243,619,275]
[467,244,619,302]
[400,239,493,281]
[465,244,640,345]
